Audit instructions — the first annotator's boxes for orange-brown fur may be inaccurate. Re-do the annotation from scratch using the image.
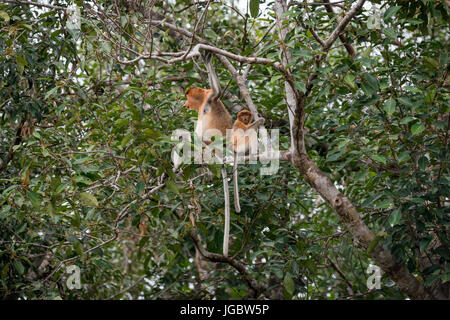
[182,84,234,256]
[183,87,232,138]
[182,87,210,112]
[230,109,264,214]
[231,110,262,153]
[234,110,252,128]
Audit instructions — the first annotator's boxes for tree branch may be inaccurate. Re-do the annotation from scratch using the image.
[290,1,345,9]
[189,228,265,297]
[275,0,435,299]
[4,0,67,11]
[322,0,356,57]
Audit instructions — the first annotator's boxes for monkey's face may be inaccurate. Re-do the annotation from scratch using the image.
[238,112,252,125]
[183,87,210,111]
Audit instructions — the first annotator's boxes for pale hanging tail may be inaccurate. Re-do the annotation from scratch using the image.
[233,151,241,213]
[221,166,230,257]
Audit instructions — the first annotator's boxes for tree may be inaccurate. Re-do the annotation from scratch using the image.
[0,0,448,300]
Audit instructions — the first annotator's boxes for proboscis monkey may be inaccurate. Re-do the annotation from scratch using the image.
[231,110,264,213]
[182,53,233,257]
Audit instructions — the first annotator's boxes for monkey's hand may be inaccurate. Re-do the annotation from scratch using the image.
[246,117,265,130]
[255,118,265,126]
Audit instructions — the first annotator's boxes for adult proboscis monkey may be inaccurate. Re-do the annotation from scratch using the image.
[182,53,233,256]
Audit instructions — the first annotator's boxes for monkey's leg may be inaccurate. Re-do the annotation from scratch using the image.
[221,165,230,257]
[233,151,241,213]
[203,53,221,100]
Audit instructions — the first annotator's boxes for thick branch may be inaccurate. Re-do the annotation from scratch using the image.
[278,0,435,299]
[189,228,265,297]
[321,0,365,51]
[322,0,356,57]
[305,0,365,96]
[4,0,67,11]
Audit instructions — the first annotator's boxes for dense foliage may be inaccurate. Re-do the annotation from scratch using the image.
[0,0,448,300]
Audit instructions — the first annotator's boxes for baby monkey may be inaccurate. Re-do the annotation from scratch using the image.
[231,110,264,212]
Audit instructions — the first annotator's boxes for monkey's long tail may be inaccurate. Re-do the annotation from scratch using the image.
[233,151,241,213]
[221,165,230,257]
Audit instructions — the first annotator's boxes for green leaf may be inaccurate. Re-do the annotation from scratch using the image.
[47,202,57,216]
[73,241,83,256]
[398,151,410,163]
[294,48,313,58]
[136,181,145,195]
[376,200,391,209]
[367,15,380,30]
[44,86,58,99]
[372,154,387,164]
[383,99,396,115]
[16,55,28,67]
[71,212,81,227]
[407,18,423,25]
[0,10,10,23]
[41,148,50,157]
[364,73,379,92]
[27,191,42,207]
[344,74,356,89]
[16,222,27,234]
[398,97,414,108]
[424,274,439,287]
[22,23,33,31]
[404,86,422,93]
[16,55,27,74]
[384,28,398,39]
[389,209,402,227]
[419,237,432,252]
[208,164,221,178]
[423,57,439,72]
[384,6,402,22]
[250,0,260,18]
[399,116,415,124]
[55,183,68,194]
[166,180,179,194]
[294,81,306,93]
[283,274,295,297]
[411,123,425,136]
[418,156,428,170]
[337,139,350,149]
[114,118,130,131]
[13,260,25,275]
[361,82,373,96]
[326,151,343,162]
[79,192,99,207]
[2,263,10,279]
[120,134,132,147]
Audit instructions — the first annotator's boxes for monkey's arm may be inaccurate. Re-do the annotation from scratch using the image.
[246,118,265,130]
[203,53,221,100]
